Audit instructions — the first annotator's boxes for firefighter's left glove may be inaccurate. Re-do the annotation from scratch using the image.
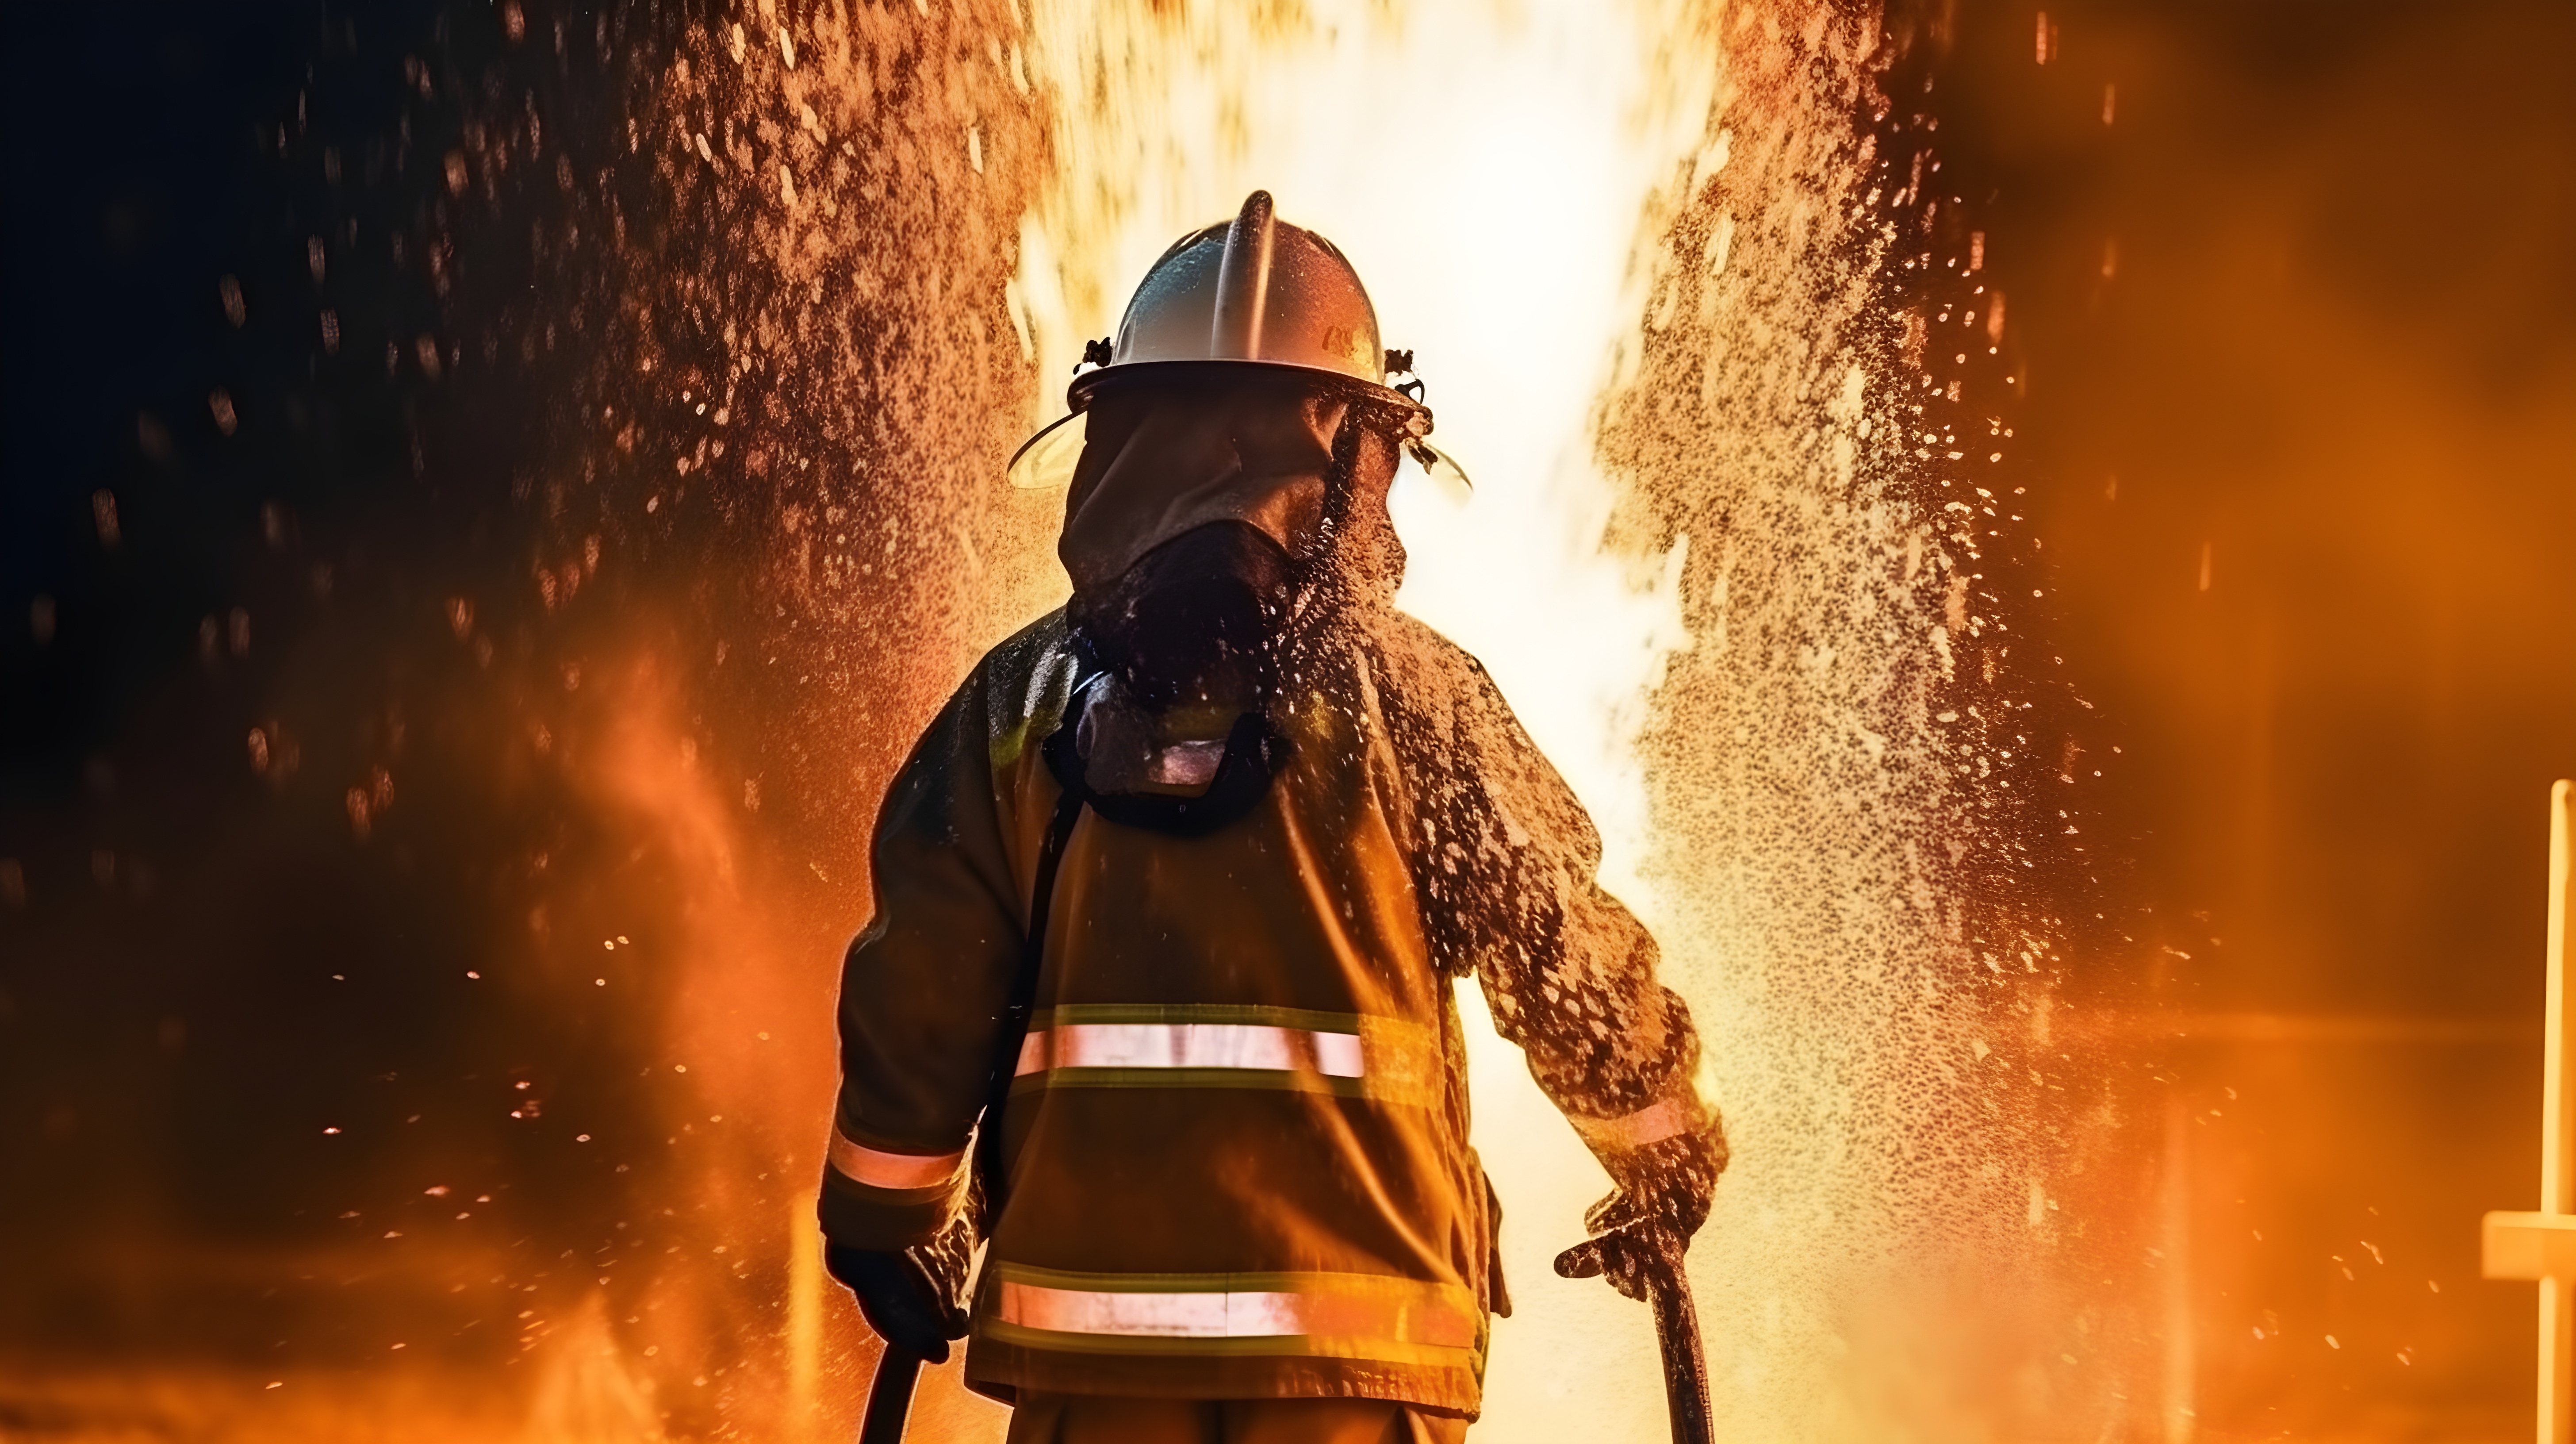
[1551,1128,1727,1302]
[825,1242,971,1363]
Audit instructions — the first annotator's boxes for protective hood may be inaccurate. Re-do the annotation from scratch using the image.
[1057,371,1349,593]
[1057,367,1407,744]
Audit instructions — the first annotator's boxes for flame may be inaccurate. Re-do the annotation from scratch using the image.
[544,645,1010,1442]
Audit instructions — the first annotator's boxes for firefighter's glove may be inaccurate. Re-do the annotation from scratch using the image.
[825,1243,970,1363]
[1551,1129,1726,1302]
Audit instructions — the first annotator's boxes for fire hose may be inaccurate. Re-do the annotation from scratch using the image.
[1639,1239,1715,1444]
[858,1347,923,1444]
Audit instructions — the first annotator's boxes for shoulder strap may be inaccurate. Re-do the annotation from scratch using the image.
[972,678,1097,1229]
[970,675,1293,1225]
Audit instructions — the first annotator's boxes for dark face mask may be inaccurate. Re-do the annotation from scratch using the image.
[1066,519,1291,714]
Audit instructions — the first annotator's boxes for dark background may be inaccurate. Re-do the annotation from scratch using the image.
[4,2,2570,1440]
[1940,0,2575,1436]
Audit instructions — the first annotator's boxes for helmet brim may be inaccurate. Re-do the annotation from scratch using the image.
[1067,360,1430,437]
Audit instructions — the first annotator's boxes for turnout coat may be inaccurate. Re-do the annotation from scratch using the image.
[819,603,1713,1418]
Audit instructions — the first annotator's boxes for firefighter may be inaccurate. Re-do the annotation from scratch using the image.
[818,192,1726,1443]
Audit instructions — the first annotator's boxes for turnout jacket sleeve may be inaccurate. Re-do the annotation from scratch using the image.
[1376,616,1719,1172]
[821,650,1046,1251]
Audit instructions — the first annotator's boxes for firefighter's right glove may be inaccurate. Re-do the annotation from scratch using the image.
[1550,1129,1726,1302]
[824,1243,970,1363]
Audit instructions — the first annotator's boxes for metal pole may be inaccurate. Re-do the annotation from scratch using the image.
[2492,781,2576,1444]
[2542,780,2573,1444]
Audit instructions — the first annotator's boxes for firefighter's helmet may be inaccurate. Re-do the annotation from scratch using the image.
[1009,191,1459,491]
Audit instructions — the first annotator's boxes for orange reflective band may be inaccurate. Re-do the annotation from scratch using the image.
[827,1129,966,1192]
[987,1266,1479,1355]
[1016,1022,1366,1079]
[1005,1005,1441,1107]
[1566,1094,1698,1151]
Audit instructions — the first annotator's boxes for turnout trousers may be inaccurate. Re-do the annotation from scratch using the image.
[1005,1391,1468,1444]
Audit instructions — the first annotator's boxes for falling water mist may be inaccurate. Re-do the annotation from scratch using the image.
[1592,4,2131,1437]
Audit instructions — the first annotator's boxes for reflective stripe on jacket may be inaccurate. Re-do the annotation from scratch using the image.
[820,607,1712,1416]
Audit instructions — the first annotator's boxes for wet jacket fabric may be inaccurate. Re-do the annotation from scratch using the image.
[819,604,1713,1417]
